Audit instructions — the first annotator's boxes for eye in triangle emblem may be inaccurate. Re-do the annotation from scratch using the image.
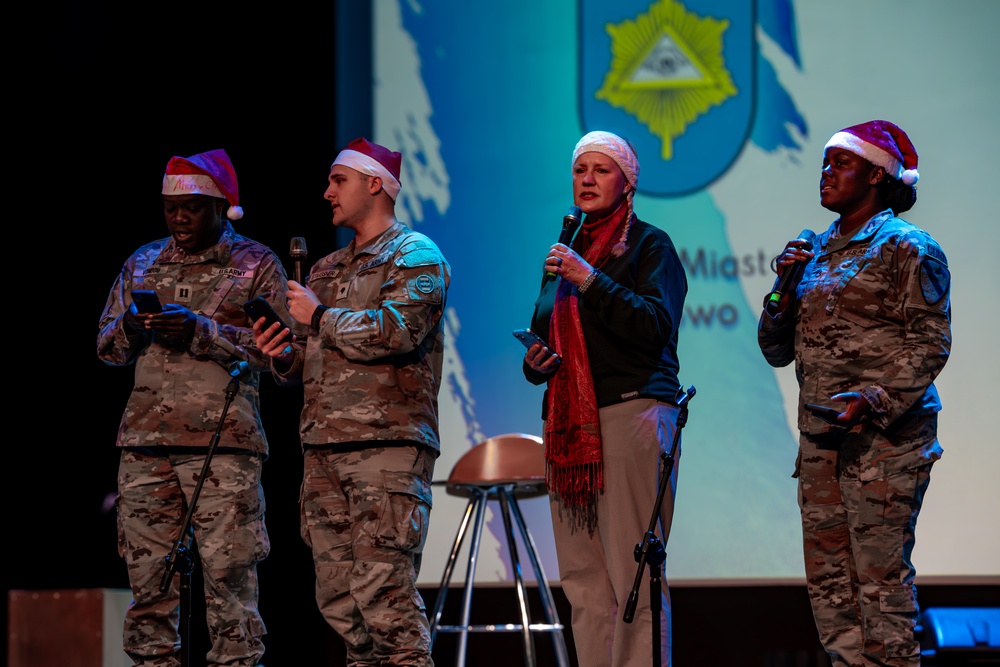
[597,5,738,161]
[581,0,756,196]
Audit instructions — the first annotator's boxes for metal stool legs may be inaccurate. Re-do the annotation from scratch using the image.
[500,487,571,667]
[429,486,489,666]
[429,483,570,667]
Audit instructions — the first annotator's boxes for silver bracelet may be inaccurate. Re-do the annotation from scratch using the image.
[579,269,599,294]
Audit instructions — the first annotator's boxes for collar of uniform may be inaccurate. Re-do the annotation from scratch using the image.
[822,209,893,253]
[347,220,404,262]
[855,209,894,240]
[158,220,236,265]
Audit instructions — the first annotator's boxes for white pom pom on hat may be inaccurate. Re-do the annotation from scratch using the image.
[162,148,244,220]
[824,120,920,186]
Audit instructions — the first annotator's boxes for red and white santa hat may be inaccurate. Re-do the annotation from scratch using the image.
[824,120,919,186]
[332,137,402,201]
[162,148,244,220]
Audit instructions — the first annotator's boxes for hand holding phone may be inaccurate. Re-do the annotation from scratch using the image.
[243,297,290,332]
[131,289,162,313]
[513,328,548,350]
[805,403,842,424]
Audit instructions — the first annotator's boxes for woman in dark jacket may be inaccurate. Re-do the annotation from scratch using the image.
[523,130,688,667]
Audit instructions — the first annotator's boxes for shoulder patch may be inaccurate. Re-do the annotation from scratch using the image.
[414,274,436,294]
[399,246,444,269]
[919,257,950,306]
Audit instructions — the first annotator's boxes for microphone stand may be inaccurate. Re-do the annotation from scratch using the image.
[158,362,246,667]
[622,385,696,667]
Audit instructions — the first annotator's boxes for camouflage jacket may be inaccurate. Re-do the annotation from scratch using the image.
[97,221,289,454]
[758,210,951,460]
[274,222,451,452]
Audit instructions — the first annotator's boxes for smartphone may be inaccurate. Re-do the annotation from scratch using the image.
[243,297,289,332]
[805,403,841,424]
[512,328,548,350]
[131,289,162,313]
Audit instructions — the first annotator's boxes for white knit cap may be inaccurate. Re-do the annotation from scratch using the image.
[572,130,639,188]
[571,131,639,256]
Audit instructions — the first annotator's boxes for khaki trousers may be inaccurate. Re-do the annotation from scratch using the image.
[549,399,680,667]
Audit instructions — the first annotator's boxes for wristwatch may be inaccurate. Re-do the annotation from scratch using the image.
[311,305,329,331]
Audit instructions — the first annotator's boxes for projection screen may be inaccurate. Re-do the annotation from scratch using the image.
[341,0,1000,585]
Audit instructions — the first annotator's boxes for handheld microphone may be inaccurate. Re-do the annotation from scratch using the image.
[764,229,816,316]
[290,237,308,284]
[544,206,583,281]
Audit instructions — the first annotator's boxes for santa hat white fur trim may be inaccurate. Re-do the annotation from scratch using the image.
[824,132,920,186]
[333,149,402,201]
[162,173,244,219]
[163,173,224,199]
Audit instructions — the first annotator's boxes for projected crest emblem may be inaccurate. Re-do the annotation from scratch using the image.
[580,0,756,196]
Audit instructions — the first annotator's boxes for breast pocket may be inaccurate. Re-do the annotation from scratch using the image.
[830,259,889,328]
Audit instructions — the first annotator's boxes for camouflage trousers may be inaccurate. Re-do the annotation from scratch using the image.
[301,443,435,667]
[117,448,269,667]
[797,432,932,667]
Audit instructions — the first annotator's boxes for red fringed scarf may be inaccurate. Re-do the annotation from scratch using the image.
[545,200,632,529]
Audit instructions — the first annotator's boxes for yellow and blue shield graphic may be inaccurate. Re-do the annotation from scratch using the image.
[580,0,756,196]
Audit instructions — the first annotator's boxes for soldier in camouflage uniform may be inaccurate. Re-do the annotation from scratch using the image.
[758,121,951,667]
[98,149,289,667]
[252,137,450,666]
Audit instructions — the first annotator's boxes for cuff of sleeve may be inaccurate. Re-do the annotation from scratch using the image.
[271,353,295,377]
[859,385,890,425]
[189,315,218,355]
[123,318,147,338]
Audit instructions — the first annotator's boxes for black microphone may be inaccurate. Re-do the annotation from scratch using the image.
[290,237,308,284]
[544,206,583,281]
[764,229,816,316]
[675,385,697,407]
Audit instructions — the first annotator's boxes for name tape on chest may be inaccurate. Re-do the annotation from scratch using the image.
[136,266,254,279]
[359,253,391,272]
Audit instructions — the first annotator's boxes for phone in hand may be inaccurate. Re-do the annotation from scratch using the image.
[131,289,162,313]
[513,328,548,350]
[805,403,842,424]
[243,297,289,332]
